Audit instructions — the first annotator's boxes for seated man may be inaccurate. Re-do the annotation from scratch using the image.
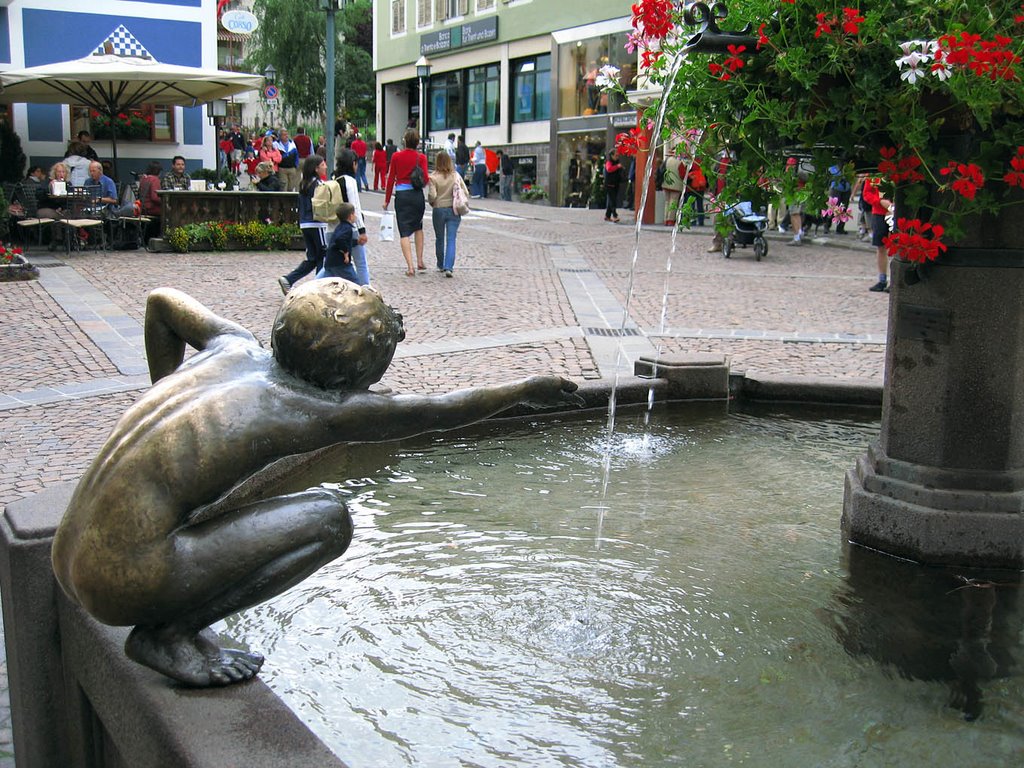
[52,280,582,687]
[82,161,133,217]
[161,155,192,191]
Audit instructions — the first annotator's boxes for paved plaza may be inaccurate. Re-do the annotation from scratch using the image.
[0,195,884,763]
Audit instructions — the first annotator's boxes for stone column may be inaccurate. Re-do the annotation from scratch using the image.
[843,206,1024,568]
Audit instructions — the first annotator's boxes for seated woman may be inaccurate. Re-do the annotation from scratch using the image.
[38,162,72,249]
[138,161,163,242]
[254,162,282,192]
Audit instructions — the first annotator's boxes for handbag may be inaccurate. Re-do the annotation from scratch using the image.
[379,210,395,242]
[451,175,470,217]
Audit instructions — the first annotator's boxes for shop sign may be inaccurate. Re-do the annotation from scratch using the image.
[609,113,637,129]
[221,10,259,35]
[420,17,498,56]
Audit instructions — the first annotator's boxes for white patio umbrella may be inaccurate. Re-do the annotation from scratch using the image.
[0,28,264,169]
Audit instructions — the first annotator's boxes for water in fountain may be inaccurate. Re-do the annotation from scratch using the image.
[228,405,1023,767]
[596,48,692,536]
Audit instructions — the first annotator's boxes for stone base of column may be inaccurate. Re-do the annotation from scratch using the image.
[843,442,1024,569]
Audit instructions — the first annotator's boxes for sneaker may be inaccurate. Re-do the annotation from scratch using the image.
[785,237,803,247]
[277,276,290,295]
[869,280,888,292]
[883,285,890,293]
[444,270,453,278]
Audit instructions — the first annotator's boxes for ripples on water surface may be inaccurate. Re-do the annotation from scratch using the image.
[227,405,1024,767]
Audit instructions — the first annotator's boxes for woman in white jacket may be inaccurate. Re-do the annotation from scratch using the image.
[332,149,370,285]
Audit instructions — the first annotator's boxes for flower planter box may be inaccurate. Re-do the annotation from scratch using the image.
[0,254,39,282]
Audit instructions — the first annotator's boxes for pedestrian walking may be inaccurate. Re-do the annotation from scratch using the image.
[471,141,488,198]
[603,149,624,223]
[333,149,372,286]
[427,150,470,277]
[498,150,514,201]
[278,155,328,294]
[455,135,470,179]
[384,128,429,276]
[351,131,369,192]
[372,141,387,191]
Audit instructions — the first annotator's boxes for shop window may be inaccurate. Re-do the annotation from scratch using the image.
[512,54,550,123]
[466,64,499,127]
[558,31,633,118]
[428,71,463,132]
[73,104,175,143]
[391,0,406,35]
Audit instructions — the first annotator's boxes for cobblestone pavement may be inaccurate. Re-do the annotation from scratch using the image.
[0,195,882,763]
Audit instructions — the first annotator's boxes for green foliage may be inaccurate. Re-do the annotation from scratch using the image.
[618,0,1024,239]
[189,167,240,190]
[248,0,374,128]
[520,185,549,202]
[165,220,299,253]
[0,186,10,241]
[0,122,27,185]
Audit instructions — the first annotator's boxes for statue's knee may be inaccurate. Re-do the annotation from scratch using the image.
[304,488,352,550]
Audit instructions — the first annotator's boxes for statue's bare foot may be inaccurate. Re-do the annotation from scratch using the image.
[125,625,264,687]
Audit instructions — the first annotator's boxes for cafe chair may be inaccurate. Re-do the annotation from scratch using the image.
[59,189,107,253]
[13,183,55,247]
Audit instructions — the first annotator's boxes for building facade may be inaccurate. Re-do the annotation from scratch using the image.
[0,0,255,178]
[373,0,636,205]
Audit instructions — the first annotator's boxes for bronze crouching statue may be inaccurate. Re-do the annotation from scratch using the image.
[52,279,583,687]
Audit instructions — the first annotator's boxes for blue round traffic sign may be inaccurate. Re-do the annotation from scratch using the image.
[264,84,279,101]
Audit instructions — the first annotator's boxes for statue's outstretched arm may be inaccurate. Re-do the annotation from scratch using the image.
[318,376,584,445]
[144,288,258,383]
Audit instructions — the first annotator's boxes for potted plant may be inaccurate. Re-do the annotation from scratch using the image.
[611,0,1024,567]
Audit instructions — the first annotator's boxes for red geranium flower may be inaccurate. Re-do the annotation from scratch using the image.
[630,0,674,40]
[940,161,985,200]
[724,44,747,72]
[883,218,948,264]
[1004,146,1024,188]
[841,8,865,35]
[814,12,836,38]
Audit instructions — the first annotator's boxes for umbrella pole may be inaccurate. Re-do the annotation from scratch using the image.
[110,118,119,181]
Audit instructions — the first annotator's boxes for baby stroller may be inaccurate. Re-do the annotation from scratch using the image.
[722,201,769,261]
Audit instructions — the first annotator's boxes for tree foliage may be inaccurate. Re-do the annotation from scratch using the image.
[248,0,373,130]
[0,121,27,185]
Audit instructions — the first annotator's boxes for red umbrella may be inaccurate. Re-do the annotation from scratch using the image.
[484,148,499,174]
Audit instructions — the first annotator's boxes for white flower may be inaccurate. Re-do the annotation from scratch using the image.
[931,61,952,81]
[595,64,621,88]
[900,62,924,84]
[895,51,927,70]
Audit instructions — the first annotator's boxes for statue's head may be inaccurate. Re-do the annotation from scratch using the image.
[272,279,405,390]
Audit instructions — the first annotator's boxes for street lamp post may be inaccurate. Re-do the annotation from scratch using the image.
[415,55,431,147]
[319,0,342,166]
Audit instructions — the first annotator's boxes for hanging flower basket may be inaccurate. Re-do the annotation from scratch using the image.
[90,110,153,141]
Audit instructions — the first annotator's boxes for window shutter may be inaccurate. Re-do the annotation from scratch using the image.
[417,0,431,25]
[459,0,469,16]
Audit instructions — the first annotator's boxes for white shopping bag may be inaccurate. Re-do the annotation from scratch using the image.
[379,210,395,242]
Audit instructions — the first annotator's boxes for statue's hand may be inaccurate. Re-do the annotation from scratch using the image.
[525,376,585,409]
